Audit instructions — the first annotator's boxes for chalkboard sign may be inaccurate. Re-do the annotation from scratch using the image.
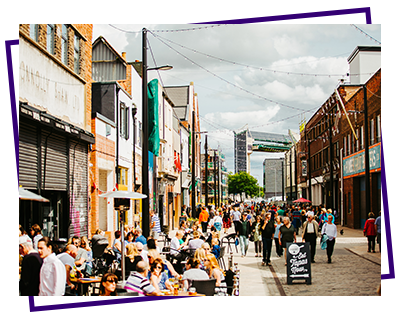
[286,242,312,285]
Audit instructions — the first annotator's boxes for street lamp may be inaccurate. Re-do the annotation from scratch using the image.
[142,27,173,237]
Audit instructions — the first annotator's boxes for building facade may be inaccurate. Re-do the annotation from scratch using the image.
[19,24,94,239]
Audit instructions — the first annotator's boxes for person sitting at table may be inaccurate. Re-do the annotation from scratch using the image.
[112,231,122,261]
[204,253,227,295]
[99,273,118,296]
[148,258,173,292]
[134,228,147,246]
[182,258,209,290]
[191,222,205,239]
[187,231,204,255]
[170,230,189,266]
[57,244,78,294]
[124,232,135,246]
[30,224,43,251]
[79,236,93,276]
[194,248,207,270]
[211,238,221,259]
[71,236,89,275]
[124,261,162,296]
[136,242,149,264]
[145,237,161,254]
[125,243,143,280]
[148,248,179,279]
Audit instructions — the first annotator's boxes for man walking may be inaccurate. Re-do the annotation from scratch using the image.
[302,212,320,263]
[261,212,275,266]
[237,211,251,257]
[231,207,241,234]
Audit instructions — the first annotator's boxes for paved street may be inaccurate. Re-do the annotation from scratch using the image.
[225,226,381,296]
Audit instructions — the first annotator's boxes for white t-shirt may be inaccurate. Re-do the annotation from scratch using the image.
[170,237,181,256]
[39,253,66,296]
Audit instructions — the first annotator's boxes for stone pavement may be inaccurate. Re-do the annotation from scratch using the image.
[225,226,381,296]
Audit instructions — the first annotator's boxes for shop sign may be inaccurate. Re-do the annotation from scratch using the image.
[343,143,381,178]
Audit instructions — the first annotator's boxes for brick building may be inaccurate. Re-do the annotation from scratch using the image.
[90,36,142,240]
[19,24,94,239]
[297,46,381,229]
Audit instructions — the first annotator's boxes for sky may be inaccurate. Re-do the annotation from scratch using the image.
[93,24,381,186]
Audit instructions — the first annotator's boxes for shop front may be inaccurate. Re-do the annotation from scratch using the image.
[19,103,94,240]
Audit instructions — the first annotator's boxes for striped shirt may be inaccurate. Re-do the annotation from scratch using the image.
[124,272,155,296]
[151,214,161,233]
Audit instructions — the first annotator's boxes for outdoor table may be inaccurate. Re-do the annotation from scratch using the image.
[71,277,102,296]
[160,290,205,297]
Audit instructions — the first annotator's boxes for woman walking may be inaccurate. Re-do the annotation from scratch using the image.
[222,207,232,234]
[279,217,296,265]
[364,212,377,253]
[273,216,283,257]
[251,215,262,257]
[321,215,337,263]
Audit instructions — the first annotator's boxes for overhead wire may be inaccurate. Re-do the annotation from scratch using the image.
[151,32,377,79]
[149,30,314,114]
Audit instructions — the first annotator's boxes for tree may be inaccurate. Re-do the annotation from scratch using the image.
[228,171,261,198]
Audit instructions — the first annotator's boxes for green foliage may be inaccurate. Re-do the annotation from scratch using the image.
[228,171,262,198]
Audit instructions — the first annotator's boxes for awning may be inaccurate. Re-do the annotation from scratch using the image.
[19,187,49,202]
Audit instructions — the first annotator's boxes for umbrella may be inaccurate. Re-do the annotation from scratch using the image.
[99,190,147,285]
[293,197,311,203]
[99,190,147,199]
[19,187,49,202]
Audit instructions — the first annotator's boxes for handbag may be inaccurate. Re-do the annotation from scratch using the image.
[320,234,328,250]
[249,232,254,242]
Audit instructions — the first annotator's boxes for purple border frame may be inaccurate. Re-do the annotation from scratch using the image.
[5,7,396,312]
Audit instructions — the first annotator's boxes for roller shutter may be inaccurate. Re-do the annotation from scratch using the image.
[19,122,39,190]
[69,140,88,237]
[40,129,68,191]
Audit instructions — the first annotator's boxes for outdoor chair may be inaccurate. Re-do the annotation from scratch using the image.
[217,246,226,270]
[221,233,238,253]
[191,278,217,296]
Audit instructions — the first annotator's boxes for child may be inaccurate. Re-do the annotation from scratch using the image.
[211,238,221,259]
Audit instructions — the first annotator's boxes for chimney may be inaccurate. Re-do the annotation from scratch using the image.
[122,52,126,61]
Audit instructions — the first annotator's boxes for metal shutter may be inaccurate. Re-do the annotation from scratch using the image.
[41,129,68,191]
[69,140,88,237]
[19,122,39,189]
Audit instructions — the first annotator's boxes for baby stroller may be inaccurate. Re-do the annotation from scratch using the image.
[91,235,115,277]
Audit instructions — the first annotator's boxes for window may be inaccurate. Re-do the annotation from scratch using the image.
[343,137,347,156]
[61,24,68,65]
[118,167,128,191]
[377,115,381,143]
[360,125,364,150]
[47,24,55,55]
[74,34,80,74]
[370,118,375,145]
[355,128,359,152]
[347,134,351,155]
[30,24,38,41]
[138,121,143,147]
[120,102,129,140]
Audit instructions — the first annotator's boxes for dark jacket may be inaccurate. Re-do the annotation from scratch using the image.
[19,252,43,296]
[237,218,251,237]
[261,219,275,239]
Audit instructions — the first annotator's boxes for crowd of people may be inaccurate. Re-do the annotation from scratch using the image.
[19,200,381,297]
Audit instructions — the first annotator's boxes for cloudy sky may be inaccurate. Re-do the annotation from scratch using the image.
[93,23,381,185]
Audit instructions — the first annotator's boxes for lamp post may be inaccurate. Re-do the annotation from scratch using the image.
[141,27,172,237]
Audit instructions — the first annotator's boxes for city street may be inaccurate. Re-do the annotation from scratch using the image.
[226,226,381,296]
